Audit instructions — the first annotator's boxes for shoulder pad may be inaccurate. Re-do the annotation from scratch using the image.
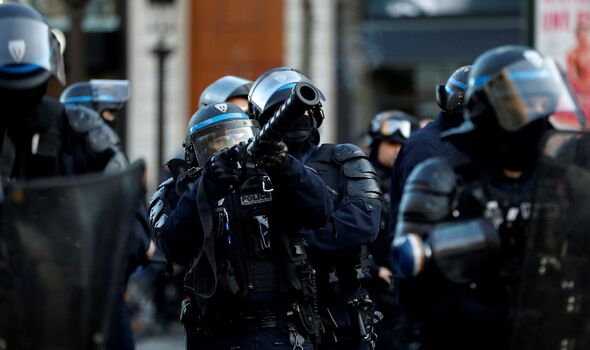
[405,157,456,195]
[333,143,367,162]
[67,104,127,168]
[343,156,378,180]
[347,178,382,200]
[65,104,103,133]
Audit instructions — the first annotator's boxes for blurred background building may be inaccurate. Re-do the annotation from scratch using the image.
[13,0,528,188]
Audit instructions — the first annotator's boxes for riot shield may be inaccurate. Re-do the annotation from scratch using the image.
[512,131,590,350]
[0,161,145,350]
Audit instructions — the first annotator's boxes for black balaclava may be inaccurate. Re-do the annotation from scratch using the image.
[0,83,47,129]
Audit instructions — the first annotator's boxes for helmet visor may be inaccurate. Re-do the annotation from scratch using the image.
[249,69,314,114]
[380,119,412,139]
[90,79,130,103]
[0,17,65,84]
[190,119,259,166]
[90,79,130,111]
[475,57,578,132]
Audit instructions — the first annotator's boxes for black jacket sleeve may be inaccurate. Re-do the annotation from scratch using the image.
[269,155,333,229]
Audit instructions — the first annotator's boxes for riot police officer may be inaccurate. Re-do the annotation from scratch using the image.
[363,110,418,349]
[248,67,383,349]
[0,3,127,177]
[149,76,256,332]
[153,102,333,349]
[367,110,419,278]
[0,4,149,349]
[59,78,154,348]
[391,46,580,350]
[60,79,130,128]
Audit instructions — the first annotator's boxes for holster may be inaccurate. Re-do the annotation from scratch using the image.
[319,292,379,349]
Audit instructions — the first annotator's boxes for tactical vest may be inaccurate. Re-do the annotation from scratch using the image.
[184,170,319,337]
[452,162,534,285]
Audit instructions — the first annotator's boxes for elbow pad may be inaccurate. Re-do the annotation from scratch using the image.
[392,217,501,283]
[396,157,456,235]
[335,143,382,209]
[148,177,175,233]
[66,104,128,172]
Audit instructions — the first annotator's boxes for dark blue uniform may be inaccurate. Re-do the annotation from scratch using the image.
[159,151,331,265]
[389,112,462,236]
[301,142,382,350]
[390,45,578,350]
[393,156,535,350]
[156,144,332,350]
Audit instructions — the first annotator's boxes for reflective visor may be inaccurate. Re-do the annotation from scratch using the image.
[189,119,259,166]
[381,119,412,139]
[249,70,313,113]
[0,17,65,84]
[473,57,577,132]
[90,79,130,103]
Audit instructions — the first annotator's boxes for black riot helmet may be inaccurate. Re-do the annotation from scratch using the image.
[443,46,580,172]
[0,3,65,89]
[436,65,471,125]
[187,102,260,166]
[198,75,253,110]
[249,67,325,144]
[368,110,419,149]
[60,79,130,116]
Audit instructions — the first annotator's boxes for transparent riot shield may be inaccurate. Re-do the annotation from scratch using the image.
[511,131,590,350]
[0,161,145,350]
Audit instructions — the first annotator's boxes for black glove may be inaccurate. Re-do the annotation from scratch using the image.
[254,140,289,172]
[203,147,239,198]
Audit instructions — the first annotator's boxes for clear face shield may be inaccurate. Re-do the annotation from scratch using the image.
[0,17,65,85]
[189,118,260,166]
[90,79,130,112]
[475,56,579,132]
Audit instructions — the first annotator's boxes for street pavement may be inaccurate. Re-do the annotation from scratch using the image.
[136,325,184,350]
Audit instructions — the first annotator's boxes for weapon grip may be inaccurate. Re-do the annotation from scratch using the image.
[247,82,320,156]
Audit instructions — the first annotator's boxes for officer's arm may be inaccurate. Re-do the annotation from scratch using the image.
[391,157,501,283]
[151,177,205,266]
[389,136,448,234]
[271,155,334,228]
[65,105,128,173]
[302,145,382,251]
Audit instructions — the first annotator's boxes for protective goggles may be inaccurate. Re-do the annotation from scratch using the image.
[380,118,412,139]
